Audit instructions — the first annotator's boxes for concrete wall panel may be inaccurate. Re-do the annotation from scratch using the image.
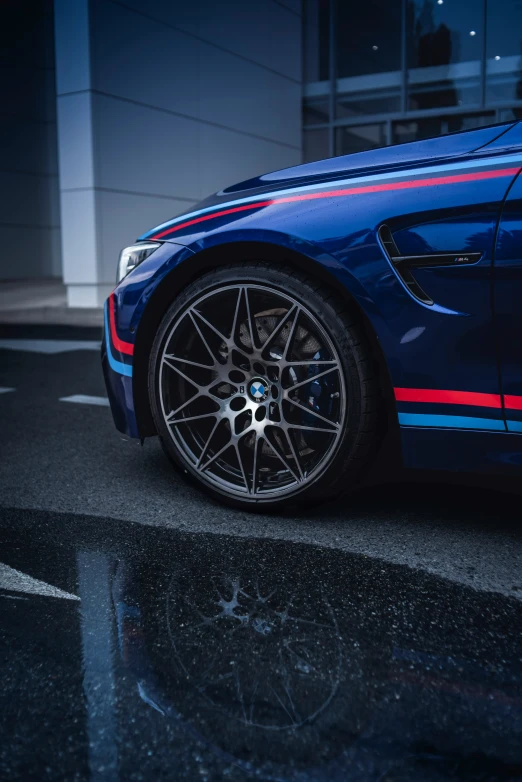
[114,0,301,81]
[56,94,96,191]
[92,93,300,203]
[92,94,202,200]
[54,0,92,95]
[199,124,301,195]
[60,189,99,288]
[53,0,302,305]
[0,226,61,279]
[90,0,301,147]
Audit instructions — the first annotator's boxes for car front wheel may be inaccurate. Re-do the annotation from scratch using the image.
[149,264,380,510]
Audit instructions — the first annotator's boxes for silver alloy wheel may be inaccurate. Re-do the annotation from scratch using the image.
[159,284,346,499]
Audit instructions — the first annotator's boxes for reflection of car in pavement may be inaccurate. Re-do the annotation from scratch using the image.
[112,556,355,779]
[111,538,522,781]
[103,121,522,509]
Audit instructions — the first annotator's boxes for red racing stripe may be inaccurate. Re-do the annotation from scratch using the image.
[394,387,502,408]
[109,294,134,356]
[504,395,522,410]
[151,166,520,239]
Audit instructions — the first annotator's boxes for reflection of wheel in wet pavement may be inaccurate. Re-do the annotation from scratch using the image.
[130,546,388,773]
[166,570,343,731]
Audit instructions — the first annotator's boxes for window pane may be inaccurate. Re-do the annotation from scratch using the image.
[486,0,522,104]
[393,113,495,144]
[303,0,330,83]
[335,0,401,118]
[499,108,522,121]
[446,112,495,133]
[303,98,330,126]
[303,128,329,162]
[336,0,402,79]
[336,89,401,119]
[393,118,444,144]
[407,0,483,111]
[335,124,386,156]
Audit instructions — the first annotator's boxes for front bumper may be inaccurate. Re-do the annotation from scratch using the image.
[101,241,194,439]
[102,297,140,438]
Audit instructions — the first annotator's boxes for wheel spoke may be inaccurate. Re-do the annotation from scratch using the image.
[282,422,338,435]
[230,287,243,343]
[285,365,339,392]
[188,311,220,366]
[262,304,298,357]
[252,434,260,495]
[199,438,234,472]
[168,412,218,426]
[284,396,339,429]
[283,429,304,480]
[234,439,250,493]
[282,306,301,361]
[284,360,337,367]
[167,391,204,418]
[191,309,228,345]
[196,417,221,468]
[243,287,257,352]
[163,356,204,388]
[264,432,300,482]
[164,353,214,371]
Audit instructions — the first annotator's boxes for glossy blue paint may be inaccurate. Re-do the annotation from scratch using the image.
[104,301,133,377]
[397,413,505,431]
[102,122,522,478]
[400,427,522,472]
[101,336,139,439]
[494,170,522,433]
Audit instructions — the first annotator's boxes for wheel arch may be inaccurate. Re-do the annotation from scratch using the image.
[133,240,396,440]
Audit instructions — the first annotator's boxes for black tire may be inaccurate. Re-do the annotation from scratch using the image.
[148,263,381,511]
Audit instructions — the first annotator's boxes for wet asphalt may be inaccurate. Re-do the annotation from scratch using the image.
[2,325,522,781]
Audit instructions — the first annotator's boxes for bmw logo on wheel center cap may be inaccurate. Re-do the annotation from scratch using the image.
[248,377,269,402]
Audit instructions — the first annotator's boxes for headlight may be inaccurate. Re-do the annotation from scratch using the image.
[117,242,160,282]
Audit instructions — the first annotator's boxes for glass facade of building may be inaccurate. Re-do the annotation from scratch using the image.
[303,0,522,161]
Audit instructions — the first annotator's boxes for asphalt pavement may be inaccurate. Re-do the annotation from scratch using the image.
[2,325,522,781]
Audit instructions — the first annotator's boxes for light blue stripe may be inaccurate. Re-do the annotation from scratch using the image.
[507,420,522,432]
[398,412,505,430]
[104,301,133,377]
[145,152,522,237]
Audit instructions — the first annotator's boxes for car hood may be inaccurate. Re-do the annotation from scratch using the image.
[141,122,516,241]
[197,123,515,208]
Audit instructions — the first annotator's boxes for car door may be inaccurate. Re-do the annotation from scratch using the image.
[494,126,522,432]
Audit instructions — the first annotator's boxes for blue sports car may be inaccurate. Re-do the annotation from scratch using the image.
[102,121,522,510]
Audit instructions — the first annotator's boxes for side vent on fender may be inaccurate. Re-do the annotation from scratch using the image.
[378,224,433,305]
[378,224,483,307]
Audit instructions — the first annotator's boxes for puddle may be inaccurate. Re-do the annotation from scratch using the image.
[1,508,522,781]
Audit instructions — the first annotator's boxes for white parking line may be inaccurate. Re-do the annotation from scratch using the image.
[0,387,14,394]
[0,339,100,354]
[60,394,110,407]
[0,563,80,600]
